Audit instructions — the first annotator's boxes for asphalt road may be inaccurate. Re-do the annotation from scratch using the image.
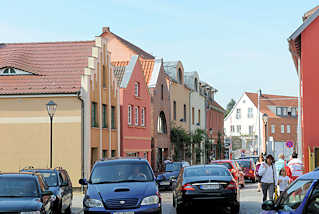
[72,183,263,214]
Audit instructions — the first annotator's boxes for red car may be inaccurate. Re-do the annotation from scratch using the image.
[211,160,245,188]
[236,159,256,183]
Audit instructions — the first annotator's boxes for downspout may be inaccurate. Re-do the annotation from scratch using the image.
[297,57,302,159]
[99,63,103,160]
[77,92,85,192]
[258,89,261,154]
[189,90,192,165]
[108,54,112,158]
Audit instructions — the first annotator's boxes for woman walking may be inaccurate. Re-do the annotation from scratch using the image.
[258,154,278,201]
[255,154,264,192]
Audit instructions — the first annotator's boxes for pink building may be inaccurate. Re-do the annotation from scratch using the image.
[113,56,152,162]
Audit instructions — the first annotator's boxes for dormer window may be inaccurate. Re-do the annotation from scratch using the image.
[0,67,32,76]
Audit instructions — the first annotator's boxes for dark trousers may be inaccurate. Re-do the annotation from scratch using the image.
[262,182,274,201]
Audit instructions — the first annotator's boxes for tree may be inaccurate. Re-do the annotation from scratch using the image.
[225,98,236,117]
[170,126,191,161]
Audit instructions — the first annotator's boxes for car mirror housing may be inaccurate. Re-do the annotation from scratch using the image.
[79,178,88,185]
[262,200,275,210]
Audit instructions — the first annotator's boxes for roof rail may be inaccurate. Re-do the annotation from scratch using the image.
[22,166,35,170]
[54,166,64,170]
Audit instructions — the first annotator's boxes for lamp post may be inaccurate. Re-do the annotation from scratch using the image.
[46,100,57,168]
[262,113,268,154]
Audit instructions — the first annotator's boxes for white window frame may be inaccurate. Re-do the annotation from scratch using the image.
[292,108,296,117]
[281,125,285,133]
[283,107,288,116]
[134,82,139,97]
[236,125,241,133]
[230,125,234,133]
[141,107,145,127]
[135,106,139,126]
[271,125,275,134]
[277,107,282,116]
[236,108,241,119]
[287,125,291,133]
[248,107,253,118]
[249,125,254,135]
[128,105,132,125]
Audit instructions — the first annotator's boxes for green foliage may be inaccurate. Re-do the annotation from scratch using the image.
[225,98,236,118]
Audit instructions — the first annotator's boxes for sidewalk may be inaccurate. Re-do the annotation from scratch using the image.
[72,193,84,214]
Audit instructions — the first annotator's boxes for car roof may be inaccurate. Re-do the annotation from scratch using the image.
[0,172,40,178]
[212,160,234,163]
[95,158,149,165]
[186,164,227,169]
[298,169,319,180]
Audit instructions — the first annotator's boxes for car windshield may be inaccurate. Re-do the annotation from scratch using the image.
[165,162,182,172]
[39,172,58,187]
[237,160,250,168]
[90,162,154,184]
[211,162,232,169]
[184,167,230,177]
[0,177,39,197]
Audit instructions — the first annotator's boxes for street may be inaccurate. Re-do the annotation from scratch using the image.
[72,183,262,214]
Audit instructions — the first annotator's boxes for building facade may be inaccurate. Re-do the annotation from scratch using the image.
[288,6,319,171]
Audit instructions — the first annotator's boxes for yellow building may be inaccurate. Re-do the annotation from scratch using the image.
[0,36,120,187]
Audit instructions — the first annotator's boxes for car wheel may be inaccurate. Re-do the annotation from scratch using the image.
[176,203,184,214]
[64,205,71,214]
[241,182,245,188]
[230,202,240,214]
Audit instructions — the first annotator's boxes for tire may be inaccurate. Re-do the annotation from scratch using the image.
[241,183,245,188]
[230,203,240,214]
[176,203,184,214]
[64,205,71,214]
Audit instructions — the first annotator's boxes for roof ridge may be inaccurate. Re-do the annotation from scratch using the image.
[2,40,95,45]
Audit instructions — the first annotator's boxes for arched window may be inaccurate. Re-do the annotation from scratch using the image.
[194,78,198,92]
[178,68,183,84]
[157,111,167,134]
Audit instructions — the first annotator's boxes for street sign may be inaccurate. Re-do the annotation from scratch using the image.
[286,141,293,148]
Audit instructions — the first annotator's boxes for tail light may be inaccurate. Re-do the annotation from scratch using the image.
[226,180,237,190]
[182,184,195,191]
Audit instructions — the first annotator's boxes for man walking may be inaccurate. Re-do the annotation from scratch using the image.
[275,153,285,177]
[288,152,304,181]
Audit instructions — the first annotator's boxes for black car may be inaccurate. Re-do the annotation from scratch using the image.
[173,165,240,214]
[21,167,73,213]
[0,172,54,213]
[156,161,190,190]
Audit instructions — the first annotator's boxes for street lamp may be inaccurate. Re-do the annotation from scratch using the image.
[262,113,268,154]
[46,100,57,168]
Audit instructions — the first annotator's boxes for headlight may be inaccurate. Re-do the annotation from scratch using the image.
[141,195,159,206]
[84,198,104,208]
[21,212,41,214]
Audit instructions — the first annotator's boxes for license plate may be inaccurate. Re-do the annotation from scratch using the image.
[112,212,134,214]
[160,181,170,185]
[200,184,219,190]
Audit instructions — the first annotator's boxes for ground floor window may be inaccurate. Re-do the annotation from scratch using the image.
[111,150,116,157]
[315,148,319,168]
[126,152,138,157]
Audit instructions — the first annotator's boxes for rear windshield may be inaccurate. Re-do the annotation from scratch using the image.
[90,162,154,184]
[0,177,39,197]
[237,160,251,168]
[184,167,230,177]
[38,172,58,187]
[211,162,232,169]
[165,162,182,172]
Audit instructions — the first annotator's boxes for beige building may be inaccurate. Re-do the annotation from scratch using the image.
[0,36,120,187]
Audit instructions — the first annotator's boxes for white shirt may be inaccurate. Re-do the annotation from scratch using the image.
[278,175,289,192]
[288,158,304,177]
[258,163,278,185]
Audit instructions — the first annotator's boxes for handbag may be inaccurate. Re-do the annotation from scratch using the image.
[272,164,279,201]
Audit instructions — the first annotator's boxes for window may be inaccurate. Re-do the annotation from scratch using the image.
[192,107,195,125]
[236,125,241,133]
[161,84,164,100]
[102,104,107,128]
[282,107,288,116]
[111,106,116,129]
[230,125,235,133]
[271,125,275,134]
[292,108,296,117]
[157,111,167,134]
[111,150,116,157]
[249,125,254,135]
[305,180,319,213]
[183,104,187,122]
[91,102,98,127]
[173,101,176,120]
[287,125,291,133]
[103,65,106,88]
[135,106,139,126]
[194,78,198,92]
[178,68,183,84]
[1,67,16,75]
[236,109,241,119]
[134,82,139,97]
[277,107,282,116]
[128,105,132,125]
[141,107,145,127]
[281,125,285,133]
[248,107,253,118]
[102,150,107,159]
[198,110,201,125]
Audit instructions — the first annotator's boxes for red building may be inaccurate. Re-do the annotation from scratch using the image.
[289,6,319,172]
[113,56,152,162]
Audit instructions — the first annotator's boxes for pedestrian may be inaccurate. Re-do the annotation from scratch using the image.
[288,152,304,181]
[278,168,290,195]
[275,153,285,177]
[255,154,264,192]
[258,154,278,201]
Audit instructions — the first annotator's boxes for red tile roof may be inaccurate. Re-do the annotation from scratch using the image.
[245,92,298,118]
[212,100,225,112]
[0,41,95,95]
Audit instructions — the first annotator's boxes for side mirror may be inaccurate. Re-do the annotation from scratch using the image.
[61,182,68,187]
[42,190,53,196]
[79,178,88,185]
[262,200,275,211]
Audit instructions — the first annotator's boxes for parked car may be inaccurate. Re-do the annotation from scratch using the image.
[0,172,55,213]
[156,161,190,190]
[79,158,162,214]
[21,167,73,213]
[261,168,319,214]
[173,164,240,214]
[239,155,259,165]
[236,159,256,183]
[211,160,245,188]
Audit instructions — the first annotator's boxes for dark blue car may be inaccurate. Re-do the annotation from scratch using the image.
[0,172,54,213]
[79,158,162,214]
[156,161,190,190]
[261,168,319,214]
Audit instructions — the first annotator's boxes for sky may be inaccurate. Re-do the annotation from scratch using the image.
[1,0,317,108]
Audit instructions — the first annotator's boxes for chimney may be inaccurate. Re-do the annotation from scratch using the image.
[102,27,110,33]
[259,89,262,97]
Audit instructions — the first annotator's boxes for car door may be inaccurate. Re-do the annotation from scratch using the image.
[59,171,71,210]
[174,168,185,205]
[38,176,53,213]
[303,181,319,214]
